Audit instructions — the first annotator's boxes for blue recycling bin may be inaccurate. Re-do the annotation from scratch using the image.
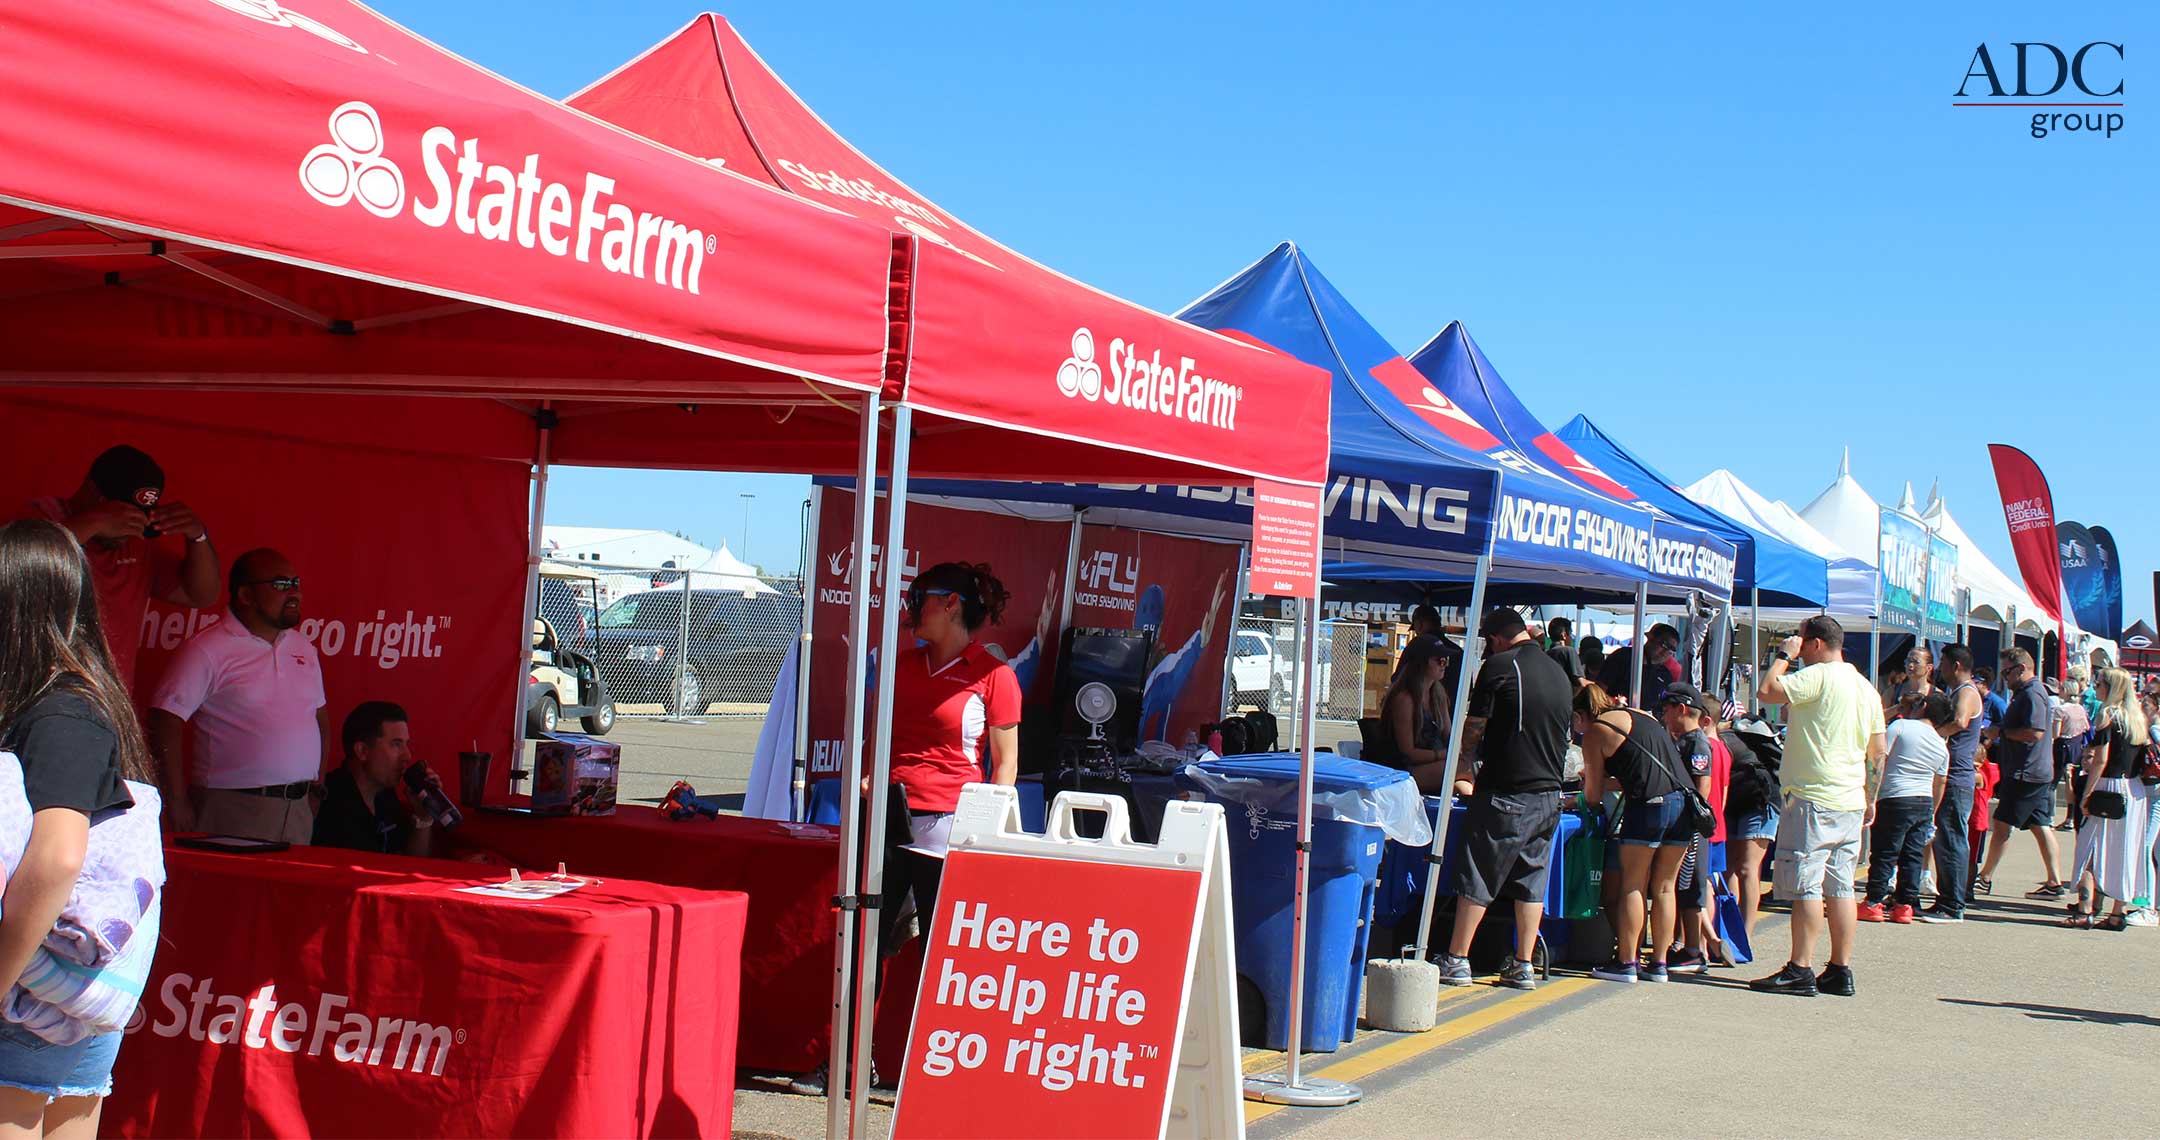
[1177,753,1401,1053]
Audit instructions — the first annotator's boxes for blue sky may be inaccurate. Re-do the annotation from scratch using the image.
[377,2,2154,629]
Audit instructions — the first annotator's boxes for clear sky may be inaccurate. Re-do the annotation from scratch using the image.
[375,2,2154,629]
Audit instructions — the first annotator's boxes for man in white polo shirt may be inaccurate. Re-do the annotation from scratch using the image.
[149,549,329,842]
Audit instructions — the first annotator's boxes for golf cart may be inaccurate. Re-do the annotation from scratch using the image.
[528,563,615,737]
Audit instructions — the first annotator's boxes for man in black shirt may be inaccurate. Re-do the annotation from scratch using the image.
[1434,607,1573,990]
[313,701,443,857]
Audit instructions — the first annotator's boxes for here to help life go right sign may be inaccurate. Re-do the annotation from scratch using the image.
[891,788,1239,1140]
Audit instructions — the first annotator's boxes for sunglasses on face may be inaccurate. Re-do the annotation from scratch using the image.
[248,576,301,592]
[906,585,960,612]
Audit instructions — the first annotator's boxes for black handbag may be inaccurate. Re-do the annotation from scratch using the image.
[1618,716,1718,838]
[2087,788,2128,820]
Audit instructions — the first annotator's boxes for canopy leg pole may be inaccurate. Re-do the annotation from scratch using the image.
[1245,592,1358,1107]
[1869,617,1881,686]
[510,402,552,792]
[1749,588,1761,714]
[1631,582,1649,706]
[850,405,912,1138]
[825,396,880,1140]
[793,488,824,822]
[1058,509,1084,631]
[1412,551,1490,960]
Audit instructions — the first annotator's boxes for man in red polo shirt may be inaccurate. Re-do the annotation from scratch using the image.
[24,445,220,691]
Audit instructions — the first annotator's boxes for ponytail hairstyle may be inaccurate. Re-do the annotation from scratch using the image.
[1573,681,1617,721]
[0,519,155,782]
[907,561,1011,633]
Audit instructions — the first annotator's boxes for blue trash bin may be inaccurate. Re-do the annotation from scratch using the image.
[1177,753,1402,1053]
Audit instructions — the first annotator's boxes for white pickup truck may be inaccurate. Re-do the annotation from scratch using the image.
[1227,630,1334,713]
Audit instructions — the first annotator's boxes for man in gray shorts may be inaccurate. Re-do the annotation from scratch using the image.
[1749,615,1886,998]
[1436,608,1572,991]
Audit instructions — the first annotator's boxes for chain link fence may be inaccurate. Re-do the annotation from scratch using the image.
[532,559,803,725]
[1224,616,1368,729]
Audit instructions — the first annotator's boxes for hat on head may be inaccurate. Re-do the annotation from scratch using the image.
[1659,681,1714,717]
[87,445,164,510]
[1133,584,1165,634]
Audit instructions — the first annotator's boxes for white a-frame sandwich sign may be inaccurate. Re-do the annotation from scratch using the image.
[892,785,1244,1140]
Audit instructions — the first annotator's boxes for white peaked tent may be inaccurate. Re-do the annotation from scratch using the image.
[688,543,778,596]
[1798,449,1889,571]
[1916,487,2043,633]
[1684,469,1876,619]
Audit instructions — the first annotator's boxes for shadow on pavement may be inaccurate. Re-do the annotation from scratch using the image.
[1939,997,2160,1028]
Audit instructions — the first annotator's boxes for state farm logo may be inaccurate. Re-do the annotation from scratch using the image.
[140,974,463,1078]
[301,102,405,218]
[1054,329,1244,431]
[202,0,366,53]
[1057,330,1102,400]
[291,102,714,295]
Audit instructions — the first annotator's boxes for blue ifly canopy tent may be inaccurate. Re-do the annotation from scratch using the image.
[1555,414,1830,607]
[909,243,1729,600]
[1403,322,1737,602]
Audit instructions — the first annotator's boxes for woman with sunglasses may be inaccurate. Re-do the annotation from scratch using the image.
[879,562,1022,945]
[0,519,163,1137]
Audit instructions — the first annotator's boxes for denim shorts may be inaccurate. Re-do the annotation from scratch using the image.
[1730,801,1781,843]
[1618,794,1694,848]
[0,1018,121,1101]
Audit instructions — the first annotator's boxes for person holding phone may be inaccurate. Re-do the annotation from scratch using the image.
[19,446,220,691]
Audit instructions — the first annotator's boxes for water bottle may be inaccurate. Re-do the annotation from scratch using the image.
[404,761,463,829]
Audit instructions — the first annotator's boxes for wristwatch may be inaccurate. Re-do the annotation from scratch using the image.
[1772,650,1793,664]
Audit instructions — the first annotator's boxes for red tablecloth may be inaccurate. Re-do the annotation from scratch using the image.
[105,843,743,1139]
[456,807,839,1073]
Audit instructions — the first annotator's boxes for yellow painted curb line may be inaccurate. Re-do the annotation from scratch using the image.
[1239,983,1490,1077]
[1244,978,1598,1125]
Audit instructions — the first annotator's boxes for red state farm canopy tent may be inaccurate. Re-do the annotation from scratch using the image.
[571,13,1330,489]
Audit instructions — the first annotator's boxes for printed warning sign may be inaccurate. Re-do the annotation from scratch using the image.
[1249,479,1322,599]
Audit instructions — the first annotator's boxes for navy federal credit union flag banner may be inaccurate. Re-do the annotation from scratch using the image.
[1877,507,1929,635]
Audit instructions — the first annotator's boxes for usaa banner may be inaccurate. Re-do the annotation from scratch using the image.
[1925,533,1959,643]
[1877,508,1929,635]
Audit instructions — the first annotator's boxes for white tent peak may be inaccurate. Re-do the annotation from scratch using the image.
[1897,482,1917,514]
[1918,495,2040,629]
[1684,468,1879,618]
[1799,461,1885,569]
[1924,477,1942,512]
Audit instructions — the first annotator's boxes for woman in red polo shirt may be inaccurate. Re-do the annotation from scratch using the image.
[880,562,1022,947]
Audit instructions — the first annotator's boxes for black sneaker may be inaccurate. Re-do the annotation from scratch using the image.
[1748,962,1818,997]
[1916,907,1965,925]
[1589,958,1639,984]
[1816,964,1856,997]
[2026,882,2067,900]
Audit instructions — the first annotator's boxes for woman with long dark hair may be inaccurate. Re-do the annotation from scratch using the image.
[0,519,160,1137]
[1372,636,1457,793]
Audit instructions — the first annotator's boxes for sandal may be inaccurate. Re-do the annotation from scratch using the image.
[2061,911,2093,928]
[2098,913,2127,932]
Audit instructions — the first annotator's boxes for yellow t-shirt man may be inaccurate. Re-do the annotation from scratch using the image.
[1779,661,1886,813]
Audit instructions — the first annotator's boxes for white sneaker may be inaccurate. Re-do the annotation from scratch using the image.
[2125,909,2158,928]
[1920,869,1936,897]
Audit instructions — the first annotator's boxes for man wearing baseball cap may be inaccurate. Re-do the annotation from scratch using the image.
[22,445,220,690]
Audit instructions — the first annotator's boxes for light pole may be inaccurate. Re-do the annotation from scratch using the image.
[738,492,755,564]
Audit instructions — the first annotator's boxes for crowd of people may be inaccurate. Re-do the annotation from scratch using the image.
[1382,604,2157,1001]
